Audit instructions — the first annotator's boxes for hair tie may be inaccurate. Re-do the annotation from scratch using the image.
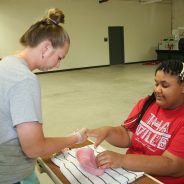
[179,63,184,81]
[48,17,58,25]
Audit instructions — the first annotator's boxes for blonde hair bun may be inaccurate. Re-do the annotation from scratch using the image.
[48,8,65,24]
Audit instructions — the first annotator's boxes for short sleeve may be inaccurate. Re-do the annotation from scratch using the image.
[8,78,42,126]
[123,97,148,132]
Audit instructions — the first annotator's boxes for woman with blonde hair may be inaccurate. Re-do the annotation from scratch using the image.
[0,8,86,184]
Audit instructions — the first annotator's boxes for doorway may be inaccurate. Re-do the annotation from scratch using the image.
[108,26,124,65]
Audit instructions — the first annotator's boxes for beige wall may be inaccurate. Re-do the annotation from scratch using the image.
[0,0,171,70]
[172,0,184,29]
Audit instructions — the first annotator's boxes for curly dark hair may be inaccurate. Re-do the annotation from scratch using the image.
[155,59,184,83]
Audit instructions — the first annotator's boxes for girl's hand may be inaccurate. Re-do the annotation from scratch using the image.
[86,127,111,148]
[96,150,124,169]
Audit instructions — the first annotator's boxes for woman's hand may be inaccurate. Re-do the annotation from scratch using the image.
[73,128,88,144]
[96,150,124,169]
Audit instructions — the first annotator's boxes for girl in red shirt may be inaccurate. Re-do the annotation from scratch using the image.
[87,60,184,184]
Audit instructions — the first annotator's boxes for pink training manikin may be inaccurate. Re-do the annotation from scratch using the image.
[76,148,104,176]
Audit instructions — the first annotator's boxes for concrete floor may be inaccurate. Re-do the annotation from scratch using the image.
[36,63,158,183]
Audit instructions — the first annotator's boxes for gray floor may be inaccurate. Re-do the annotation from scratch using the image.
[36,63,158,183]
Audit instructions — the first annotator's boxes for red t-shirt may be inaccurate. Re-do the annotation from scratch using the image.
[124,96,184,184]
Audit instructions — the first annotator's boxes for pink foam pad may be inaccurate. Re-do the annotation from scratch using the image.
[76,148,104,176]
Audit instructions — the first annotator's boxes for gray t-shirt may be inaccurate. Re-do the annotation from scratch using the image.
[0,56,42,183]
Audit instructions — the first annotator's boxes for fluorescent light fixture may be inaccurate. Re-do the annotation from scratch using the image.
[140,0,162,4]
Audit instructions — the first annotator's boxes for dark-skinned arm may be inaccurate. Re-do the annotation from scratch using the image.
[96,150,184,177]
[87,125,132,148]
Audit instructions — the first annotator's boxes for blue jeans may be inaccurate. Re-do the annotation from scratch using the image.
[14,172,40,184]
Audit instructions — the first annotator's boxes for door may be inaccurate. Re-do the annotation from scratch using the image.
[108,26,124,65]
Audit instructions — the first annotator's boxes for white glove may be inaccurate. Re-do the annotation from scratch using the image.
[73,128,88,144]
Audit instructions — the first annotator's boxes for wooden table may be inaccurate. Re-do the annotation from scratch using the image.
[37,140,163,184]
